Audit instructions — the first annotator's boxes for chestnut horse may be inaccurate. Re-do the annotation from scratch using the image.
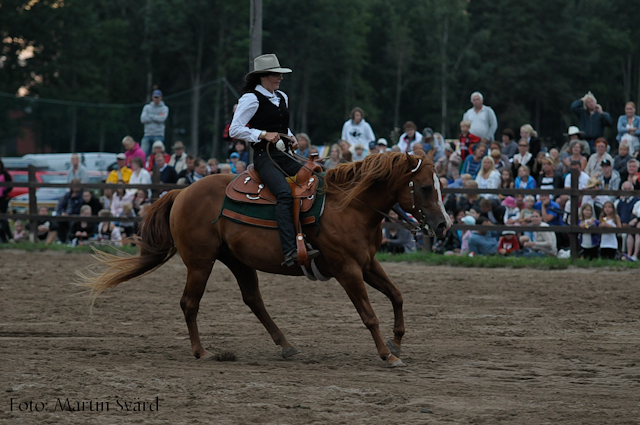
[81,150,450,367]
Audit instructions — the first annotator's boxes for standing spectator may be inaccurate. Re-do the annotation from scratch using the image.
[295,133,311,158]
[570,91,613,151]
[616,101,640,156]
[515,165,536,189]
[322,143,347,170]
[128,157,152,197]
[155,152,178,184]
[598,201,621,259]
[140,89,169,155]
[146,141,171,172]
[341,107,375,149]
[501,128,518,158]
[458,119,477,161]
[397,121,423,153]
[0,158,13,243]
[578,203,600,260]
[498,230,520,255]
[512,138,534,176]
[106,154,132,184]
[352,144,367,161]
[461,143,487,178]
[462,91,498,142]
[614,142,632,182]
[69,205,96,246]
[52,180,83,243]
[122,136,146,168]
[584,138,613,177]
[66,153,89,183]
[475,156,501,199]
[519,124,541,159]
[519,210,558,257]
[169,141,188,174]
[81,190,102,216]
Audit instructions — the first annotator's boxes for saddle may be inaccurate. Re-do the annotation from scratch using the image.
[225,151,323,267]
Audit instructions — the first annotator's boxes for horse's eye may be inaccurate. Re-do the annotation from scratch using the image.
[421,185,433,195]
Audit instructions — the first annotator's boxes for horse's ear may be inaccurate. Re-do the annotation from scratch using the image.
[426,148,435,162]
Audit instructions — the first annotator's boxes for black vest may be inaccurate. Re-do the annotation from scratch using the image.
[248,90,290,150]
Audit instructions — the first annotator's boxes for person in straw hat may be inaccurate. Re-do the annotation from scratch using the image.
[229,54,319,267]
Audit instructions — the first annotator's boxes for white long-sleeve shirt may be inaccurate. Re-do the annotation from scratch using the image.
[229,85,292,144]
[463,105,498,141]
[341,119,376,148]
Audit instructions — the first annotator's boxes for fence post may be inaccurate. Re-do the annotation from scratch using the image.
[151,165,160,199]
[569,168,579,260]
[28,165,38,242]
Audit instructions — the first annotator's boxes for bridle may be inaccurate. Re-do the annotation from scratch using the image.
[405,159,437,237]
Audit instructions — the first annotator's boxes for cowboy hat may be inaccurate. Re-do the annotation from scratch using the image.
[564,126,585,137]
[247,54,292,76]
[585,177,601,189]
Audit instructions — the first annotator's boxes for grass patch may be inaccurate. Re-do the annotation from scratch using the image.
[375,251,640,270]
[0,241,139,255]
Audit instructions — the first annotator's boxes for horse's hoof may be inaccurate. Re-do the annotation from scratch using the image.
[386,339,402,357]
[197,351,215,360]
[386,354,406,367]
[282,345,301,358]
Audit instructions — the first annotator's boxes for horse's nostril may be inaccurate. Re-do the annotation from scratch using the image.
[437,222,447,229]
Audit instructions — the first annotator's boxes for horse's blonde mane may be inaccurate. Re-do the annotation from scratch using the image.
[324,152,419,210]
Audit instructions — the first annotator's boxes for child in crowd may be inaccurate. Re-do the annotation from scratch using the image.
[352,144,366,161]
[69,205,96,246]
[459,215,476,255]
[111,181,134,217]
[500,169,514,190]
[133,189,148,215]
[502,196,521,225]
[514,193,526,210]
[498,230,520,255]
[458,120,479,161]
[97,209,122,246]
[519,195,536,241]
[598,201,621,259]
[118,202,136,239]
[514,165,536,189]
[37,206,51,242]
[234,140,249,164]
[578,203,599,260]
[13,220,27,243]
[228,152,240,173]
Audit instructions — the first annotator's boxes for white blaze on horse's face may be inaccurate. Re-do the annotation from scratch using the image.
[433,172,453,229]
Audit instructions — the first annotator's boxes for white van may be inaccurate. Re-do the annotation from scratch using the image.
[21,152,118,172]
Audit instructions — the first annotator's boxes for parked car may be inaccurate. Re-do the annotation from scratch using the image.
[8,177,69,215]
[6,170,66,199]
[21,152,117,173]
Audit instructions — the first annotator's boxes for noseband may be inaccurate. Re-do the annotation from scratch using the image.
[407,159,437,237]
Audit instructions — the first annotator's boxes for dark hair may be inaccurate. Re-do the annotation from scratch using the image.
[350,107,365,120]
[132,157,144,167]
[502,128,515,139]
[194,158,204,167]
[241,72,276,93]
[479,198,493,208]
[403,121,417,131]
[186,154,195,161]
[0,158,4,173]
[476,216,489,225]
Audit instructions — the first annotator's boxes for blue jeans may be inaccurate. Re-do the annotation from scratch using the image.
[140,135,165,156]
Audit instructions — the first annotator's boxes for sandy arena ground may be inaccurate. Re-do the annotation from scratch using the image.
[0,250,639,424]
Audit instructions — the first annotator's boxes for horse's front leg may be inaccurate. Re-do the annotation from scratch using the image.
[363,258,404,358]
[335,266,404,367]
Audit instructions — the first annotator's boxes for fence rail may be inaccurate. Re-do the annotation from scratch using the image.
[1,166,639,260]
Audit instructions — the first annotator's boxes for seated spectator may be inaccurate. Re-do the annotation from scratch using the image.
[502,196,521,225]
[96,209,122,246]
[207,158,220,174]
[177,155,195,181]
[309,145,320,157]
[368,141,380,155]
[122,135,146,168]
[548,148,563,176]
[518,210,557,257]
[490,145,510,173]
[534,193,563,226]
[69,205,96,246]
[397,121,423,153]
[380,211,416,254]
[51,179,83,243]
[501,128,518,159]
[146,141,171,171]
[234,140,249,164]
[128,156,152,196]
[436,143,461,182]
[537,157,563,194]
[132,189,148,215]
[37,206,53,243]
[460,142,486,178]
[111,181,134,217]
[614,142,632,182]
[81,190,102,216]
[323,143,348,169]
[235,161,247,174]
[581,177,609,217]
[514,165,536,189]
[458,120,478,161]
[456,180,482,213]
[627,158,640,190]
[295,133,311,158]
[106,153,132,184]
[468,217,499,255]
[520,124,541,158]
[564,160,590,189]
[459,214,476,255]
[578,203,599,260]
[155,152,178,184]
[584,137,613,177]
[66,153,89,183]
[519,195,536,242]
[352,144,367,161]
[479,198,505,225]
[618,182,639,261]
[500,168,515,191]
[598,201,621,260]
[598,159,620,202]
[440,178,458,213]
[561,141,588,173]
[511,139,534,176]
[185,158,209,185]
[338,140,353,162]
[530,150,546,178]
[118,202,136,239]
[515,193,526,211]
[12,220,27,243]
[432,132,446,163]
[101,188,113,211]
[560,126,591,160]
[498,230,520,255]
[228,152,240,173]
[434,210,461,254]
[169,141,188,174]
[219,164,232,174]
[475,156,501,199]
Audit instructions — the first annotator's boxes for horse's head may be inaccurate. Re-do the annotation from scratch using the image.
[398,150,452,238]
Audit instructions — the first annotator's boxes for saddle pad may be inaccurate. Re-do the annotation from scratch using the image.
[220,174,326,229]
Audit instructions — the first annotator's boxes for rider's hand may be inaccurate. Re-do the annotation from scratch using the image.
[264,132,280,143]
[291,137,299,151]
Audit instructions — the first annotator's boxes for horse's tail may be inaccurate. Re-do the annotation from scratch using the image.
[77,189,181,304]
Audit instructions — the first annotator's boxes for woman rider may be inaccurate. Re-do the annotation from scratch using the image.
[229,54,319,267]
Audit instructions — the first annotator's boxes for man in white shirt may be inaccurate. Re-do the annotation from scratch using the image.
[564,160,590,189]
[462,92,498,142]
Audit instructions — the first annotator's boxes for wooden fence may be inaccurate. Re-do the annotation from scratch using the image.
[1,166,639,260]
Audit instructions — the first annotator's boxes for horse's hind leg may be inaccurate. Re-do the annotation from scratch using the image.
[181,263,215,359]
[363,258,404,357]
[221,253,300,359]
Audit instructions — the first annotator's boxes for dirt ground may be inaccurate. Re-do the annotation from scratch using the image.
[0,250,639,424]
